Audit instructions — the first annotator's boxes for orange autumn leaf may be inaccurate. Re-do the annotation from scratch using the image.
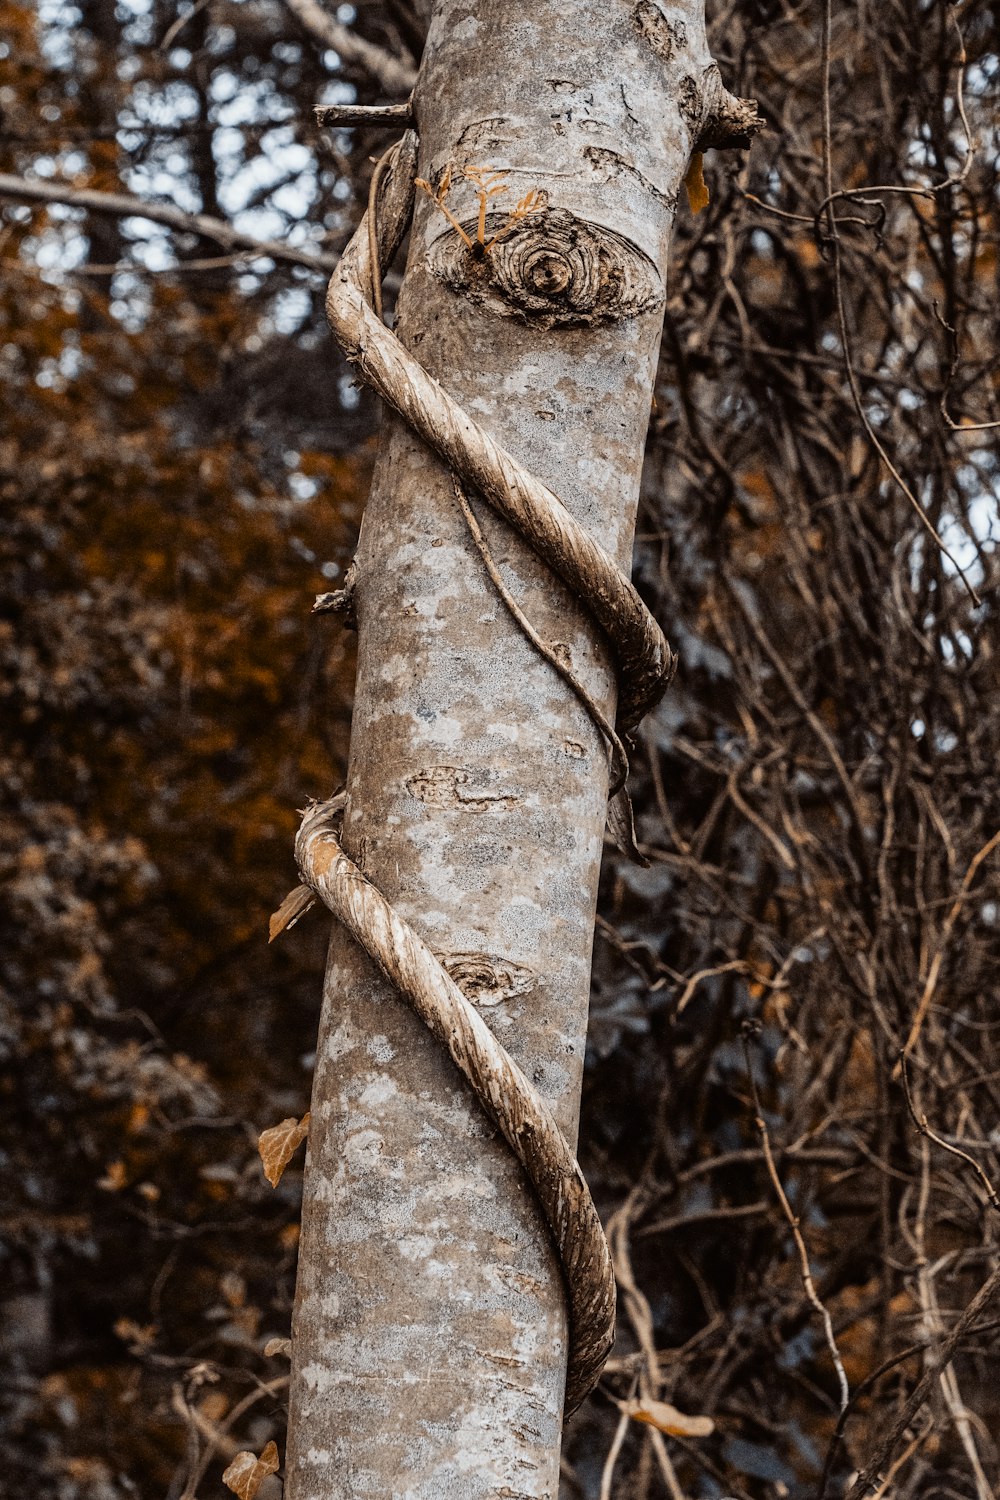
[621,1397,714,1437]
[222,1440,280,1500]
[684,152,710,214]
[97,1159,128,1192]
[257,1113,310,1187]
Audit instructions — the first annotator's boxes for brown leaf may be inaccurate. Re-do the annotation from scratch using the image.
[607,785,648,867]
[621,1397,715,1437]
[257,1113,310,1187]
[263,1336,292,1359]
[684,152,710,214]
[98,1159,128,1192]
[269,883,315,942]
[222,1441,280,1500]
[113,1317,158,1352]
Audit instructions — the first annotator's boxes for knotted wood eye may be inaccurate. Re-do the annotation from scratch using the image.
[432,207,663,328]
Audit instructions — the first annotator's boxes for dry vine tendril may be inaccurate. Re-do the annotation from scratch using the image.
[274,130,675,1413]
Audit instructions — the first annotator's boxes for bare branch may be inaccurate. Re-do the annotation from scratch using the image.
[315,101,414,128]
[0,173,338,273]
[282,0,416,96]
[845,1261,1000,1500]
[899,1051,1000,1216]
[742,1025,850,1414]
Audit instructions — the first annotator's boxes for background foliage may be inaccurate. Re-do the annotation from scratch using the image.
[2,2,999,1497]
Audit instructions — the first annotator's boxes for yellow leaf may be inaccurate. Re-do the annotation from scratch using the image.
[222,1441,280,1500]
[257,1114,310,1187]
[621,1397,714,1437]
[684,152,710,214]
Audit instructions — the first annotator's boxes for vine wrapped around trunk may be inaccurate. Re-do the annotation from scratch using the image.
[283,6,757,1495]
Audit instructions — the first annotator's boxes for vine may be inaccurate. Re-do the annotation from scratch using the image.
[275,129,674,1414]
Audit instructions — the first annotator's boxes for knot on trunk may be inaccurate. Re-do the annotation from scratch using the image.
[436,951,537,1008]
[432,208,663,328]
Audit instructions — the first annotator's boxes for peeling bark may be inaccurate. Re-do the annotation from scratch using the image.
[285,4,755,1495]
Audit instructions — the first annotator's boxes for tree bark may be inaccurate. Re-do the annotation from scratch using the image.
[286,4,749,1495]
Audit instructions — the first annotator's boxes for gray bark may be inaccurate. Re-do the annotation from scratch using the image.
[286,4,742,1494]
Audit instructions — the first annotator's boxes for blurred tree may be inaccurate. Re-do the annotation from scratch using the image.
[1,2,998,1499]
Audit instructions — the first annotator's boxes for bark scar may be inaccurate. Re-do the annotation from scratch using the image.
[436,951,537,1007]
[582,146,678,213]
[406,765,521,812]
[632,1,687,63]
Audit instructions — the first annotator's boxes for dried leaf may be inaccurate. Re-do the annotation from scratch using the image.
[269,883,315,942]
[621,1397,715,1437]
[220,1270,246,1309]
[98,1159,128,1192]
[263,1336,292,1359]
[684,152,710,214]
[257,1113,310,1187]
[114,1317,158,1352]
[222,1441,280,1500]
[607,785,648,867]
[200,1390,229,1423]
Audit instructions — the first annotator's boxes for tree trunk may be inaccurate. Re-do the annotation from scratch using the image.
[285,4,752,1494]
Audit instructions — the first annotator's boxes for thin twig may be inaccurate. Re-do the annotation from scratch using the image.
[933,301,1000,433]
[899,1051,1000,1215]
[0,173,337,273]
[175,1376,289,1500]
[901,828,1000,1062]
[452,478,630,798]
[598,1400,632,1500]
[161,0,212,50]
[741,1025,850,1414]
[282,0,416,96]
[844,1260,1000,1499]
[818,1320,1000,1498]
[819,0,981,604]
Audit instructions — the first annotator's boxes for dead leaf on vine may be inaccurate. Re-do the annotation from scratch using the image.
[257,1114,310,1187]
[222,1440,280,1500]
[621,1397,714,1437]
[269,882,315,942]
[684,152,710,214]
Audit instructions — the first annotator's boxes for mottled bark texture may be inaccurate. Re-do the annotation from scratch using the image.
[286,4,743,1495]
[289,792,617,1412]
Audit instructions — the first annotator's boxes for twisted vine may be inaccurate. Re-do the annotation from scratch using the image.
[285,130,675,1414]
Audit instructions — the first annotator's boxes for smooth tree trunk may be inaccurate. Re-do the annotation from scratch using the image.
[286,4,749,1494]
